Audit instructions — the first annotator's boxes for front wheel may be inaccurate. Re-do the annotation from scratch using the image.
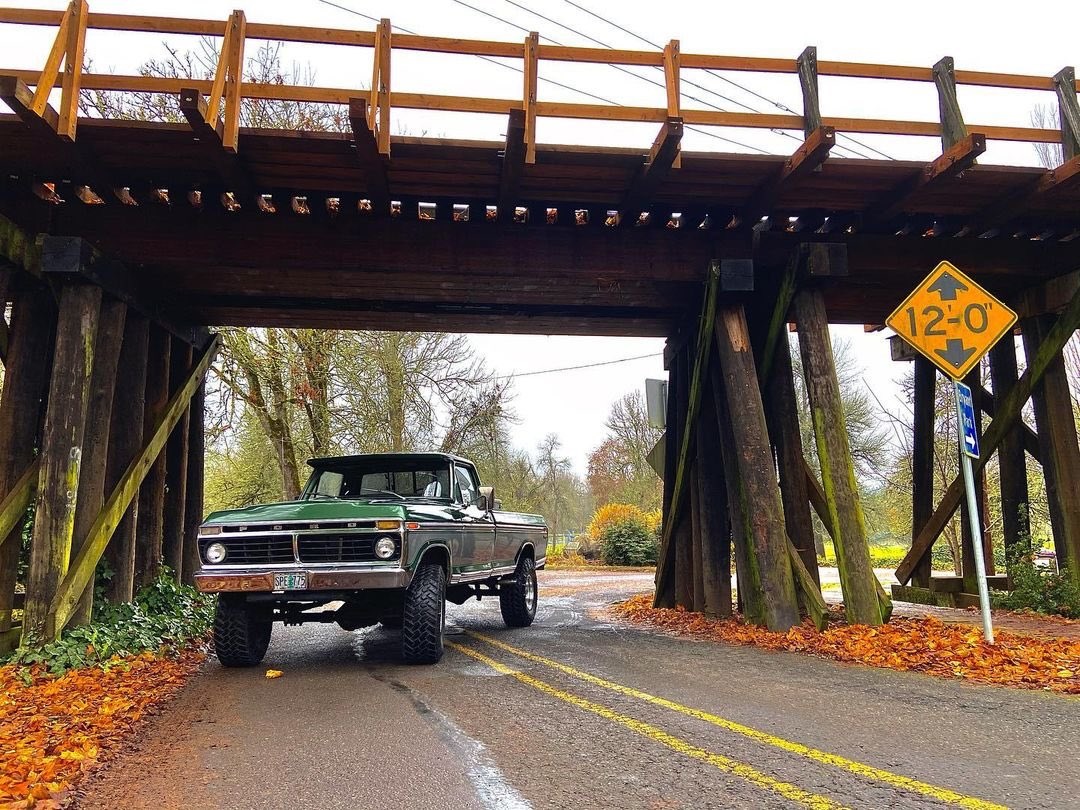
[402,562,446,664]
[213,598,272,667]
[500,556,538,628]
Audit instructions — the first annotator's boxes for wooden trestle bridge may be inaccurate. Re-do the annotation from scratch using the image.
[2,2,1080,646]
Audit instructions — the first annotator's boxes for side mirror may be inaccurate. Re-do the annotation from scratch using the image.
[478,486,495,512]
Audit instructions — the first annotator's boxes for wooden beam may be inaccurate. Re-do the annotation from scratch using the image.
[663,39,681,170]
[103,312,148,603]
[863,133,986,227]
[977,383,1041,461]
[40,235,205,347]
[673,343,693,610]
[30,2,73,117]
[695,379,731,617]
[910,357,936,587]
[619,117,683,225]
[653,337,680,609]
[69,296,126,626]
[988,340,1031,570]
[896,281,1080,584]
[48,335,221,634]
[740,126,835,225]
[181,381,206,588]
[22,282,101,644]
[348,97,390,215]
[971,153,1080,234]
[178,87,257,205]
[523,31,538,164]
[221,9,246,153]
[163,341,193,580]
[933,56,968,150]
[0,461,39,552]
[1054,66,1080,162]
[497,107,526,219]
[797,46,821,136]
[57,0,87,142]
[794,287,886,625]
[372,18,392,156]
[134,325,171,592]
[713,303,800,631]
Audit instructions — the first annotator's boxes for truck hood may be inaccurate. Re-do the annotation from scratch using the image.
[203,500,408,525]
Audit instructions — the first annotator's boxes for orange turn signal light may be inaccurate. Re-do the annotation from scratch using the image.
[376,519,402,530]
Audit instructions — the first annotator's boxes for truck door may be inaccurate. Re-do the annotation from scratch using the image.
[454,463,495,575]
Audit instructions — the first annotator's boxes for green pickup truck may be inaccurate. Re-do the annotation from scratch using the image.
[195,452,547,666]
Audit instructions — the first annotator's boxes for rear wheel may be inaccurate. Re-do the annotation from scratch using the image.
[213,598,272,667]
[500,556,538,627]
[402,562,446,664]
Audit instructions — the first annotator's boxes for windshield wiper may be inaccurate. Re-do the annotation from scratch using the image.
[357,488,406,501]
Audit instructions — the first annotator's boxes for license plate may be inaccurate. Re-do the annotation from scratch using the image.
[273,572,308,590]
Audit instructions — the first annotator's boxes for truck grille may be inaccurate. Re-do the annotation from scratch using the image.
[199,535,295,565]
[297,533,398,563]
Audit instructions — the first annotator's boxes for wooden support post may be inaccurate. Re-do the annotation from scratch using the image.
[104,313,148,603]
[1053,67,1080,162]
[910,357,936,588]
[57,0,87,142]
[48,338,221,634]
[896,283,1080,584]
[498,108,526,219]
[69,297,126,626]
[713,304,800,631]
[163,342,193,580]
[370,18,392,156]
[134,324,171,591]
[696,380,731,617]
[182,380,206,588]
[523,31,538,164]
[797,47,821,136]
[1023,316,1080,581]
[689,462,705,612]
[794,288,885,625]
[22,282,101,643]
[663,39,681,169]
[933,56,968,151]
[221,10,246,154]
[653,338,680,609]
[673,343,694,610]
[0,281,55,632]
[348,98,390,215]
[988,339,1030,572]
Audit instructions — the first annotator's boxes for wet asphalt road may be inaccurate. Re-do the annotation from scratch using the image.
[77,571,1080,810]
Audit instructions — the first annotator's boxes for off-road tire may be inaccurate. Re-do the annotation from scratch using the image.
[213,598,272,667]
[402,563,446,664]
[500,555,538,628]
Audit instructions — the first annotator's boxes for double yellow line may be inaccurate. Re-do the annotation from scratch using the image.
[451,632,1006,810]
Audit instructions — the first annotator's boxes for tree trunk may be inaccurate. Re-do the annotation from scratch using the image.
[105,313,149,603]
[794,289,885,625]
[0,280,56,632]
[70,297,126,625]
[23,283,101,642]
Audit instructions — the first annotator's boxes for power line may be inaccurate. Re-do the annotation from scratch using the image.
[495,352,662,380]
[559,0,896,160]
[446,0,771,154]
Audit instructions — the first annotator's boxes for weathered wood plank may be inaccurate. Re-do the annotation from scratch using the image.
[673,343,694,610]
[933,56,968,150]
[1054,67,1080,162]
[497,108,526,219]
[0,462,38,552]
[134,325,171,591]
[69,296,126,626]
[695,379,731,617]
[797,47,821,136]
[48,336,220,634]
[910,357,936,587]
[713,303,800,631]
[163,341,193,580]
[794,288,885,625]
[896,282,1080,584]
[348,97,390,214]
[0,280,55,632]
[181,381,206,588]
[22,282,101,643]
[619,117,683,225]
[988,341,1030,574]
[103,312,149,603]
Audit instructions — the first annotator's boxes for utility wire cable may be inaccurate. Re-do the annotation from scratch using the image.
[559,0,896,160]
[494,352,662,379]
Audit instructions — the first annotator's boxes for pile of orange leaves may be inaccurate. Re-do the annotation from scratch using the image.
[613,594,1080,694]
[0,649,205,808]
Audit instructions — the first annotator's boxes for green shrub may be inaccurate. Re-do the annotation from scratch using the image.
[993,550,1080,619]
[6,569,215,675]
[600,518,658,566]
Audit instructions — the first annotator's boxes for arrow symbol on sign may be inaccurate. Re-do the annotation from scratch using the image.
[928,271,969,301]
[935,338,976,369]
[965,433,977,449]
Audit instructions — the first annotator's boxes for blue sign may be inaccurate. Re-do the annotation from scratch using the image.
[956,381,980,459]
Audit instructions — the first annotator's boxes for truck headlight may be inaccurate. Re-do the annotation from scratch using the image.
[374,537,397,559]
[205,542,227,564]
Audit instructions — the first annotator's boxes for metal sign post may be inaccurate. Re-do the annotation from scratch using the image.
[887,261,1016,645]
[955,381,994,643]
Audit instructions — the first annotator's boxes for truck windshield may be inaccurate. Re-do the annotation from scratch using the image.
[303,461,452,501]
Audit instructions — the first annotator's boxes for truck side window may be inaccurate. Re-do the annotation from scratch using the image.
[454,465,478,505]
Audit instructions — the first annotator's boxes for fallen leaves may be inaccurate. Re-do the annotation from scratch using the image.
[265,669,283,679]
[611,594,1080,694]
[0,648,205,807]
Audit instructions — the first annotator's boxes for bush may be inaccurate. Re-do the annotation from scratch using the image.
[587,503,647,541]
[993,550,1080,619]
[7,569,215,675]
[600,519,658,566]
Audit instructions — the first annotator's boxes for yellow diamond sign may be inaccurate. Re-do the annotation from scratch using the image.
[886,261,1017,381]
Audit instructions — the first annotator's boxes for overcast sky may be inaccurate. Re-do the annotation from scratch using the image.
[2,0,1072,472]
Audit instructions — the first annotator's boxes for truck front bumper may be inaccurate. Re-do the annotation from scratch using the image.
[195,566,411,593]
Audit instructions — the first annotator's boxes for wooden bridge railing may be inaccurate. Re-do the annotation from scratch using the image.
[0,2,1076,161]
